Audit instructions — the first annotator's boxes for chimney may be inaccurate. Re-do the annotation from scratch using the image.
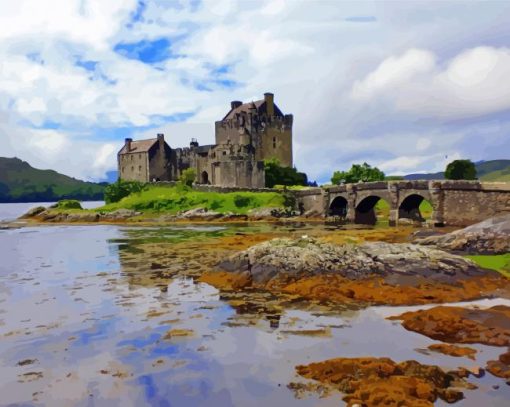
[231,100,242,110]
[125,137,132,152]
[157,133,165,150]
[264,92,274,116]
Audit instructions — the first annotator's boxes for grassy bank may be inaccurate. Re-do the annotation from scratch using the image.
[97,185,285,215]
[466,254,510,278]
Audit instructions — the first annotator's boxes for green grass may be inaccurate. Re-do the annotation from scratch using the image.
[466,254,510,277]
[96,185,285,215]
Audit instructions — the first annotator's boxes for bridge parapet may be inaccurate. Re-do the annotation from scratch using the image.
[311,180,510,226]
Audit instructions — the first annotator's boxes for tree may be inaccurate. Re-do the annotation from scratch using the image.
[179,167,197,187]
[445,159,477,180]
[264,158,308,188]
[331,163,385,185]
[104,179,146,204]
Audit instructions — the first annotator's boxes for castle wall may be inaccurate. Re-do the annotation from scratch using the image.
[118,152,149,182]
[211,159,264,188]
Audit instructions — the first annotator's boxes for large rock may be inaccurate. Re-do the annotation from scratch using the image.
[218,237,492,286]
[19,206,47,218]
[416,214,510,254]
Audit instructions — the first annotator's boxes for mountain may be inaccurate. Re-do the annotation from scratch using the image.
[0,157,105,203]
[402,159,510,181]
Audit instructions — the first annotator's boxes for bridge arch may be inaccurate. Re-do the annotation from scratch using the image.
[398,193,432,222]
[328,196,348,218]
[355,195,391,225]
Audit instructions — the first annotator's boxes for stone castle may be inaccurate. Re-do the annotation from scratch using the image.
[117,92,293,188]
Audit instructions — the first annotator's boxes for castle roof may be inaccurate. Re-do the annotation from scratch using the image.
[222,100,283,121]
[118,138,157,154]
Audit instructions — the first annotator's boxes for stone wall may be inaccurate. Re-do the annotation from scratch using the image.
[118,152,149,182]
[439,181,510,226]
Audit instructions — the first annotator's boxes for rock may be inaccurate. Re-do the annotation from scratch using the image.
[199,237,508,306]
[177,207,223,221]
[427,343,477,360]
[486,350,510,380]
[217,238,494,286]
[295,357,467,407]
[247,207,279,219]
[390,305,510,347]
[416,213,510,254]
[19,206,47,218]
[101,209,142,221]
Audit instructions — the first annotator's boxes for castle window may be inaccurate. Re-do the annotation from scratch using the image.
[131,166,134,172]
[273,137,276,149]
[138,165,142,171]
[139,154,141,160]
[223,151,227,156]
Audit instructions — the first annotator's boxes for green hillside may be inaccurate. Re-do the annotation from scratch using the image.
[0,157,105,203]
[477,160,510,181]
[403,159,510,182]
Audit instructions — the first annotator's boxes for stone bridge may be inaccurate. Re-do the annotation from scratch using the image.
[294,180,510,226]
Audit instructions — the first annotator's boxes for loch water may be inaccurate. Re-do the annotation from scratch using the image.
[0,224,509,406]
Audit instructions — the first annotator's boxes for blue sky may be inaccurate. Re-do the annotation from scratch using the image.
[1,0,510,182]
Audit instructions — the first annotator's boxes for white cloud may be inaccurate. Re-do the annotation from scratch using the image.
[351,49,436,100]
[352,46,510,119]
[0,0,510,183]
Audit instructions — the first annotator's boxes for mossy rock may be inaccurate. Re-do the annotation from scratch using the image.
[56,199,82,209]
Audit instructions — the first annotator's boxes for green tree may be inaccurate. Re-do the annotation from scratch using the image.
[179,168,197,187]
[104,179,146,204]
[331,162,385,185]
[264,158,308,188]
[445,159,477,180]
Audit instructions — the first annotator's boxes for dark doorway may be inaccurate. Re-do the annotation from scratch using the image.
[201,171,209,184]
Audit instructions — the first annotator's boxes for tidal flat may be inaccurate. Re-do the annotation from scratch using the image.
[1,223,510,406]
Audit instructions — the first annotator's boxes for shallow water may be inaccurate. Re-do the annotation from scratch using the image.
[0,224,509,406]
[0,201,105,222]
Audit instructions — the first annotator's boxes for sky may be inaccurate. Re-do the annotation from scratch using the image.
[1,0,510,183]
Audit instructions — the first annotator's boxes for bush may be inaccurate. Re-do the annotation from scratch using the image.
[56,199,82,209]
[104,179,146,204]
[233,194,253,208]
[264,158,308,188]
[179,168,197,187]
[445,159,477,180]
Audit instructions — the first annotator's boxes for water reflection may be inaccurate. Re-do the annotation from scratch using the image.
[0,225,509,406]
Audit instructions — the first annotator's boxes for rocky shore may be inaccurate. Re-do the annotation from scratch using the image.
[200,237,508,306]
[16,205,310,224]
[416,214,510,254]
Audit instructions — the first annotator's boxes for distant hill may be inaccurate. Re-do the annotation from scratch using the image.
[0,157,105,203]
[402,160,510,181]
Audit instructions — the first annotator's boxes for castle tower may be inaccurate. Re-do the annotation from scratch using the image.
[214,92,293,167]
